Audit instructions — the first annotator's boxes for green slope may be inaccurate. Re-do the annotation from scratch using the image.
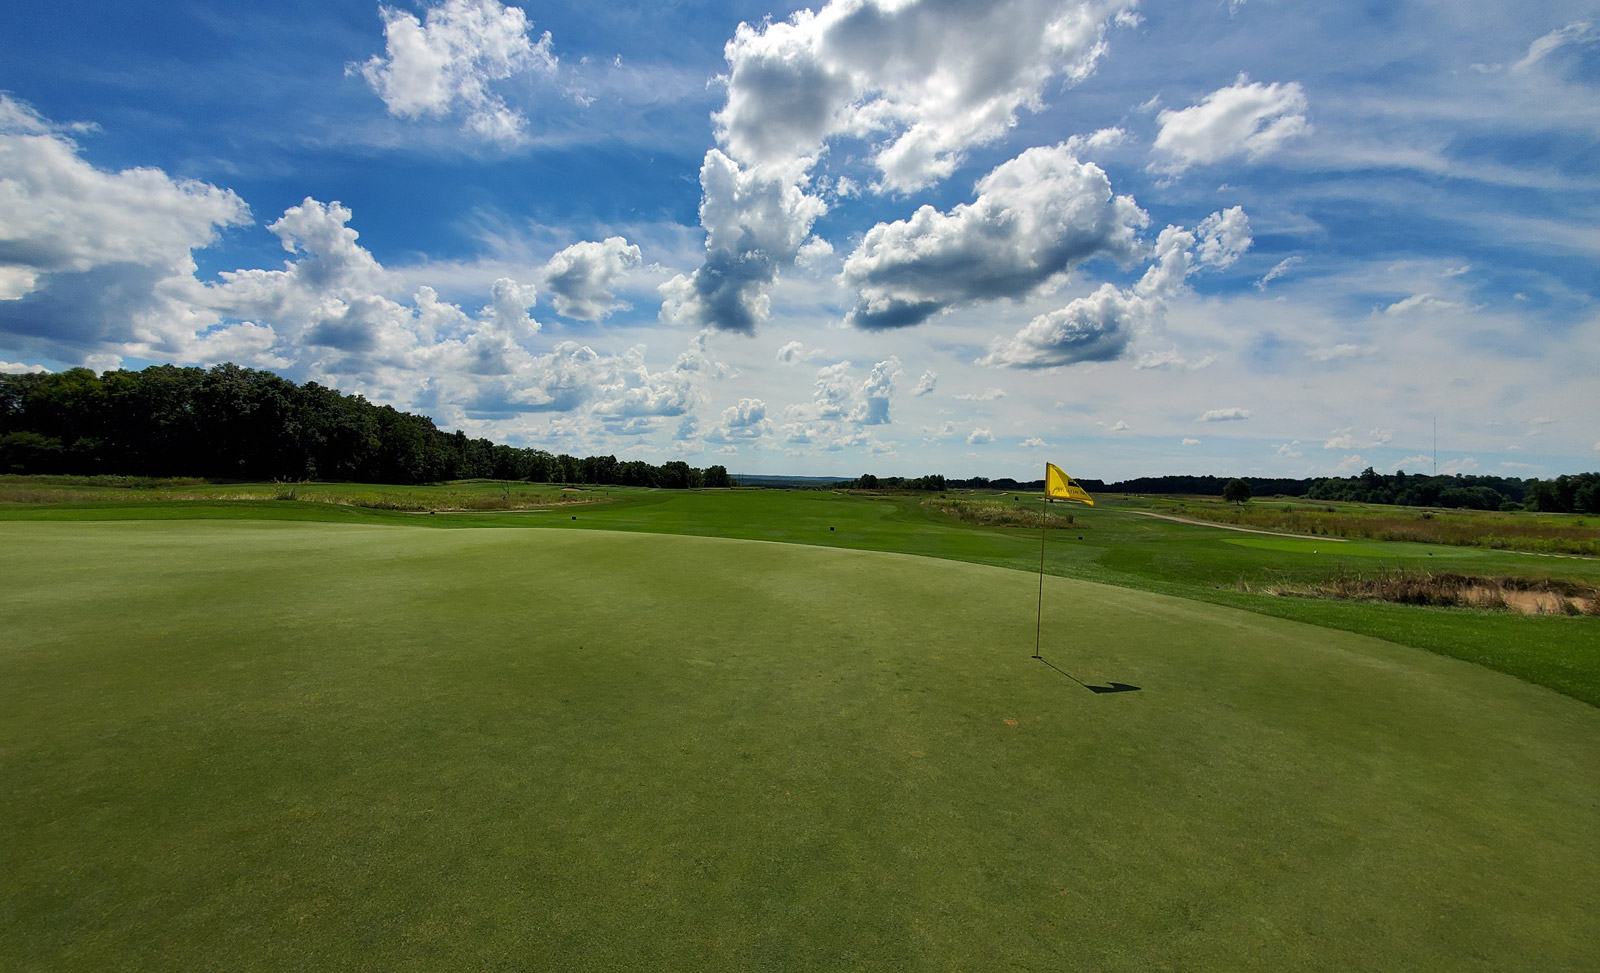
[3,521,1597,970]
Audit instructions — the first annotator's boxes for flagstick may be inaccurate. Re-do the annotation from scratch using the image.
[1034,499,1047,659]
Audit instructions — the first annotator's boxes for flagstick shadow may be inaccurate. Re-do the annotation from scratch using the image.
[1034,656,1141,694]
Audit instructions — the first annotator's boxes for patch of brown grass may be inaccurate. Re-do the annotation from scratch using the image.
[922,497,1080,529]
[1254,570,1600,616]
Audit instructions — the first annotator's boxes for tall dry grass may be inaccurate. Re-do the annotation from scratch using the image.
[1252,569,1600,616]
[922,497,1080,529]
[1149,499,1600,555]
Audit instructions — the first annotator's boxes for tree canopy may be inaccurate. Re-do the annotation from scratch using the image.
[0,364,736,489]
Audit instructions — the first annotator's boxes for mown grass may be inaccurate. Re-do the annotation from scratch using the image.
[3,522,1598,970]
[0,474,596,511]
[3,484,1598,705]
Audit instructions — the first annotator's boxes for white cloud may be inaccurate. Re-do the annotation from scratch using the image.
[668,0,1135,336]
[1104,420,1129,432]
[794,236,834,270]
[1153,74,1310,173]
[982,207,1247,370]
[0,98,251,360]
[1275,441,1303,458]
[1383,293,1462,314]
[716,0,1132,192]
[1255,256,1303,290]
[858,356,901,425]
[1182,437,1200,445]
[352,0,557,144]
[1197,407,1251,422]
[658,149,827,333]
[954,388,1006,402]
[1511,21,1596,73]
[542,236,642,321]
[1331,454,1367,474]
[780,357,903,441]
[1135,348,1216,371]
[1022,437,1049,448]
[1064,126,1127,158]
[843,144,1145,330]
[705,397,772,443]
[1306,343,1374,362]
[776,340,805,364]
[1194,206,1251,268]
[967,427,995,445]
[1323,427,1393,450]
[981,283,1148,369]
[912,369,937,396]
[0,360,50,374]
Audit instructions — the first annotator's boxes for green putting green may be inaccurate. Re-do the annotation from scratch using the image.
[3,520,1597,970]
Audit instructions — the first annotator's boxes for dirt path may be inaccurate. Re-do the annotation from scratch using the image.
[1123,509,1348,542]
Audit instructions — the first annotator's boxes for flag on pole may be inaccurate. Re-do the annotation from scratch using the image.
[1045,463,1094,505]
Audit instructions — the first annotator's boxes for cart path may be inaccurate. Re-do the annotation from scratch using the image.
[1122,509,1348,542]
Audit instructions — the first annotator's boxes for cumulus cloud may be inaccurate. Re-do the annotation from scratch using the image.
[1323,427,1393,450]
[776,340,805,364]
[912,369,937,396]
[0,97,251,360]
[967,427,995,445]
[716,0,1132,191]
[1194,206,1251,268]
[780,356,903,443]
[981,283,1147,369]
[541,236,642,321]
[794,236,835,269]
[843,144,1146,330]
[1022,436,1049,448]
[1197,407,1251,422]
[352,0,557,143]
[1064,127,1127,158]
[1182,437,1200,445]
[981,207,1248,369]
[705,397,772,443]
[1153,74,1310,173]
[659,149,827,332]
[858,356,901,425]
[667,0,1135,333]
[1,360,50,374]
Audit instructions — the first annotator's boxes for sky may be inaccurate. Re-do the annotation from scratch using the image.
[1,0,1596,481]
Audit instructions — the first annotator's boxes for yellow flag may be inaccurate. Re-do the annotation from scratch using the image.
[1045,463,1094,505]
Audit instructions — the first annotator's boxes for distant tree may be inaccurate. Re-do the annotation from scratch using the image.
[1223,478,1252,505]
[858,473,879,489]
[703,464,732,488]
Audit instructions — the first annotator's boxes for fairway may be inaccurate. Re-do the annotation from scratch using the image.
[3,520,1598,970]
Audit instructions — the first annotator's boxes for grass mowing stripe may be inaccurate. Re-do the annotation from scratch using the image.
[3,521,1597,970]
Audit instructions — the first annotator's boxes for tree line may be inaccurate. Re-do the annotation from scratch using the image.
[0,364,732,489]
[835,467,1600,514]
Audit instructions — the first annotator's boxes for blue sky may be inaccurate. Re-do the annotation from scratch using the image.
[2,0,1596,480]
